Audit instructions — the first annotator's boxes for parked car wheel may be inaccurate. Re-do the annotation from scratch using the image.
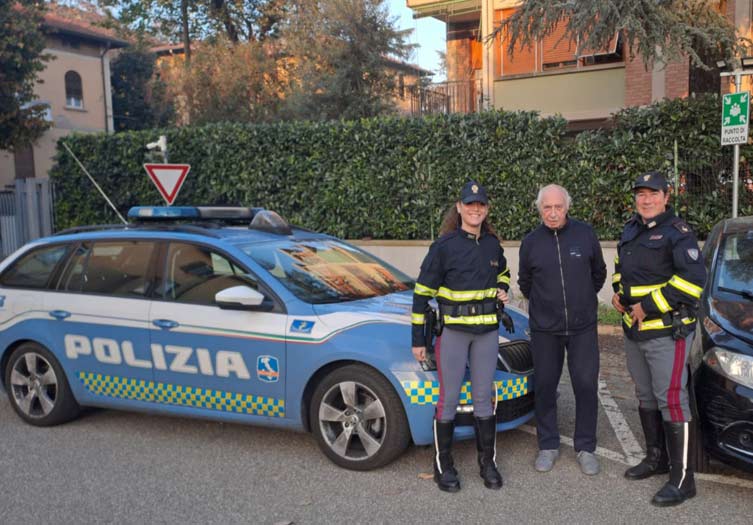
[4,342,80,426]
[689,373,710,473]
[310,364,410,471]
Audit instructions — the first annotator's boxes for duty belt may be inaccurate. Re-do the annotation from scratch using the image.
[440,302,497,317]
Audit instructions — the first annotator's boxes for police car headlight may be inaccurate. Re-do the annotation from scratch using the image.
[704,348,753,389]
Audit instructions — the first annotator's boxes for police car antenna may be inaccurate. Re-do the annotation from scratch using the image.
[61,142,127,224]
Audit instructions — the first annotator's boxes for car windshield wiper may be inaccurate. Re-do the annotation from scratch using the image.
[718,286,753,301]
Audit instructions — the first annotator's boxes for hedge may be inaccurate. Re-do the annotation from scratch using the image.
[50,93,753,240]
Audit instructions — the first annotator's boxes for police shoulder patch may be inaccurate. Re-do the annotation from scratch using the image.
[672,219,691,234]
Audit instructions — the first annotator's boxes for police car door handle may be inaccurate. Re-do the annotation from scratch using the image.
[153,319,179,330]
[49,310,71,320]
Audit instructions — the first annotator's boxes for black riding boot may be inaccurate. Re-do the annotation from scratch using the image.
[474,416,503,490]
[652,421,696,507]
[433,419,460,493]
[625,408,669,480]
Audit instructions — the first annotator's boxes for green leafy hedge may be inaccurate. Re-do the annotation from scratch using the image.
[51,93,752,239]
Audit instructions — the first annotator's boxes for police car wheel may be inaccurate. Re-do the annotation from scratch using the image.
[4,343,80,427]
[310,364,410,471]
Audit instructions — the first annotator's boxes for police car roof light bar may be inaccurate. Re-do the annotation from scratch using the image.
[128,206,201,220]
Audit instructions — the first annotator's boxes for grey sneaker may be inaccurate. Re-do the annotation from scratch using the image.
[576,451,600,475]
[534,449,560,472]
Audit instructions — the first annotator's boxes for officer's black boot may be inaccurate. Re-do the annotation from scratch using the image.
[625,408,669,480]
[652,421,696,507]
[433,419,460,493]
[474,416,503,490]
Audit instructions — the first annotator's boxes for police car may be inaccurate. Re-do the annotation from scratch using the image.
[0,206,534,470]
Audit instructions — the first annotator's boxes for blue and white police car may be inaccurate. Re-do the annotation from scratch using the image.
[0,206,534,470]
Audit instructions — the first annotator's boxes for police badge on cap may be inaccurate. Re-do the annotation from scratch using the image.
[633,171,668,192]
[460,180,489,204]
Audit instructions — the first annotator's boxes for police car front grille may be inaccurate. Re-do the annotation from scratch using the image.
[454,392,535,427]
[497,340,533,374]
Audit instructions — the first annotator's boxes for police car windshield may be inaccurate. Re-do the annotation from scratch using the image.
[716,232,753,296]
[240,239,413,304]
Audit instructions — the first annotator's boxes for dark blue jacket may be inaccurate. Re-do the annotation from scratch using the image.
[519,218,606,334]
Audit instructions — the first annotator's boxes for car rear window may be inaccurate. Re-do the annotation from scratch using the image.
[240,239,412,304]
[0,244,68,289]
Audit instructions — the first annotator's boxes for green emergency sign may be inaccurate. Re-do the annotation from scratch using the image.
[721,91,750,146]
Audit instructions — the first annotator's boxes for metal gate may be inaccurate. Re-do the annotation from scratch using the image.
[0,178,54,259]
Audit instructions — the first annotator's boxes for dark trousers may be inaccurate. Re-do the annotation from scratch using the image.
[531,328,599,452]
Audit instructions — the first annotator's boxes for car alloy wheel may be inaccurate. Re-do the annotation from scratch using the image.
[318,380,386,462]
[4,343,80,426]
[10,351,58,419]
[311,364,409,470]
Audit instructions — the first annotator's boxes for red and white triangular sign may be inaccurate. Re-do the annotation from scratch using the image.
[143,163,190,205]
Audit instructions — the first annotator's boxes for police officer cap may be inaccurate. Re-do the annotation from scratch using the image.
[633,171,668,192]
[460,180,489,204]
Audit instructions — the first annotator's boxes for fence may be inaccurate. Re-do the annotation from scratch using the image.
[670,140,753,227]
[0,178,54,259]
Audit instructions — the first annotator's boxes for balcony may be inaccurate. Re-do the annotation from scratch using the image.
[409,79,482,116]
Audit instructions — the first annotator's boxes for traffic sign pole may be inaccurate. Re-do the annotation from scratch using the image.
[721,69,752,218]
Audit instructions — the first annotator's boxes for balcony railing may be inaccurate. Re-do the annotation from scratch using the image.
[409,79,482,116]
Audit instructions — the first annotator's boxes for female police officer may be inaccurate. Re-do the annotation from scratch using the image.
[411,180,510,492]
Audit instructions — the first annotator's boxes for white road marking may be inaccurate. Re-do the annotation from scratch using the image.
[597,377,644,466]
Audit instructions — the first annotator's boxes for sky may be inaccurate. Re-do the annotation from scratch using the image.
[386,0,446,80]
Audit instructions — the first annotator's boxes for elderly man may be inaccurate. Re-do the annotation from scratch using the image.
[518,184,606,475]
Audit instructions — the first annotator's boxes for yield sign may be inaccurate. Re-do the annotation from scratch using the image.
[143,163,190,205]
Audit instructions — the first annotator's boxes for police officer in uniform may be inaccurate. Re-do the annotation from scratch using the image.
[411,180,510,493]
[611,171,706,507]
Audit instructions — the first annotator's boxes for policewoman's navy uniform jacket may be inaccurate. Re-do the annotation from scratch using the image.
[612,207,706,341]
[519,218,606,334]
[411,228,510,347]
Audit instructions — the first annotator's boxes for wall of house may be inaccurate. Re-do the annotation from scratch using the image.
[0,36,113,186]
[446,21,478,82]
[494,66,625,120]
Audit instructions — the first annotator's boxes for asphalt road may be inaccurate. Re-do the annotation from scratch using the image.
[1,333,751,524]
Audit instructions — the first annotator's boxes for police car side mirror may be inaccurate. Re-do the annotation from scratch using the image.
[215,285,268,310]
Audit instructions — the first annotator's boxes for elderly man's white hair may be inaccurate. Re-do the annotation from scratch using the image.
[535,184,572,211]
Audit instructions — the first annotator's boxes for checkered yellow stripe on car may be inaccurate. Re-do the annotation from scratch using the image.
[78,372,285,417]
[401,377,528,406]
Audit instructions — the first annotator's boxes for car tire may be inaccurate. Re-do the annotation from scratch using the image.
[4,342,80,427]
[310,364,410,471]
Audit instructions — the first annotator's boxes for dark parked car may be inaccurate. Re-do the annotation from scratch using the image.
[691,216,753,473]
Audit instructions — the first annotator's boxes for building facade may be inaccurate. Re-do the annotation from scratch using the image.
[0,7,127,187]
[407,0,753,127]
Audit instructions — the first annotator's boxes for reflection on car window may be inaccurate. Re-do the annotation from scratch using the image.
[0,244,67,289]
[60,241,156,297]
[240,239,412,304]
[160,243,256,305]
[718,233,753,293]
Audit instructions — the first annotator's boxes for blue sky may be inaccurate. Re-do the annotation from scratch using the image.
[386,0,446,80]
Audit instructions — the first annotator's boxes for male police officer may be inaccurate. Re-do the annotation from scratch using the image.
[611,172,706,507]
[519,184,606,475]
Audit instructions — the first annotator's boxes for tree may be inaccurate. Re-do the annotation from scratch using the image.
[280,0,414,121]
[489,0,746,70]
[156,38,285,125]
[111,46,173,131]
[0,0,51,151]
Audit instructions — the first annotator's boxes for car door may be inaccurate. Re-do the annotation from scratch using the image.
[44,239,159,405]
[148,241,288,421]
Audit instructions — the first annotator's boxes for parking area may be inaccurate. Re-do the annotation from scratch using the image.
[0,332,751,524]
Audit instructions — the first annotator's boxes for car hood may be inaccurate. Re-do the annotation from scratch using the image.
[312,291,413,323]
[710,297,753,346]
